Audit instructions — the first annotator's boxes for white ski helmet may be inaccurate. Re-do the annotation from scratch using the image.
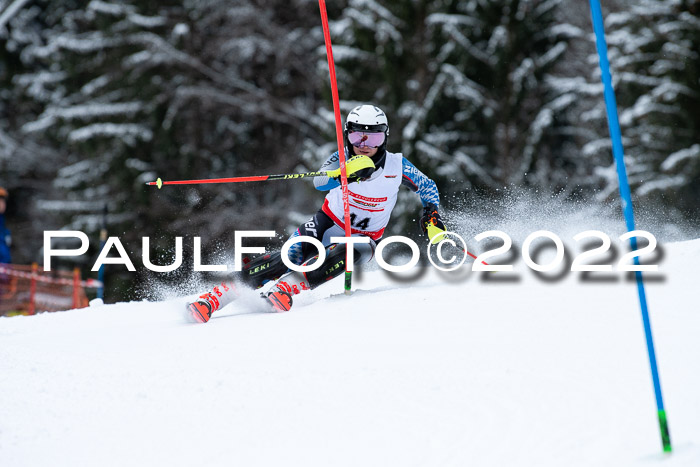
[344,104,389,154]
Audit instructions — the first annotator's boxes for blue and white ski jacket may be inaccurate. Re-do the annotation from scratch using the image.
[313,151,440,239]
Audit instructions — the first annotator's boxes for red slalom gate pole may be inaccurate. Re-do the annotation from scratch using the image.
[318,0,353,295]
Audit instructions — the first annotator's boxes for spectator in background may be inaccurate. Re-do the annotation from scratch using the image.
[0,187,11,264]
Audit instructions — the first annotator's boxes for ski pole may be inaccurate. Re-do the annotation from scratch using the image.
[426,217,493,266]
[145,171,329,189]
[426,224,489,266]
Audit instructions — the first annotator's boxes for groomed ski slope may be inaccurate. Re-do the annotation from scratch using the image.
[1,238,699,467]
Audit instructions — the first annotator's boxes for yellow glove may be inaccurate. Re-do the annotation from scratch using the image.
[420,203,447,244]
[326,155,376,182]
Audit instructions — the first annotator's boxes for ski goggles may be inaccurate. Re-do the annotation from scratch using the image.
[347,131,385,148]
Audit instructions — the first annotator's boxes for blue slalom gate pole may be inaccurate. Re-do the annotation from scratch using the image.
[589,0,671,453]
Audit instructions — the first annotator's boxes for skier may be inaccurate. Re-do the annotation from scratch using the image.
[186,104,445,323]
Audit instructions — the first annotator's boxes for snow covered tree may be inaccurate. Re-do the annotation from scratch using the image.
[2,0,326,297]
[585,0,700,219]
[328,0,587,233]
[0,0,77,265]
[413,0,588,194]
[2,0,697,299]
[13,0,322,227]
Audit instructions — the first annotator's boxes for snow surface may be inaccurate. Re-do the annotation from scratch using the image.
[2,238,700,466]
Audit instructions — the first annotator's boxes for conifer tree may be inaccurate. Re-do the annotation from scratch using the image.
[2,0,324,296]
[329,0,585,230]
[586,0,700,218]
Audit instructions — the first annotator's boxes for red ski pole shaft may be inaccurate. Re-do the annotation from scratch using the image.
[145,171,328,189]
[465,250,487,265]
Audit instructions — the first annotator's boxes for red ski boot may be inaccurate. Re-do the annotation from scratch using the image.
[264,271,312,312]
[186,293,219,323]
[266,288,293,312]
